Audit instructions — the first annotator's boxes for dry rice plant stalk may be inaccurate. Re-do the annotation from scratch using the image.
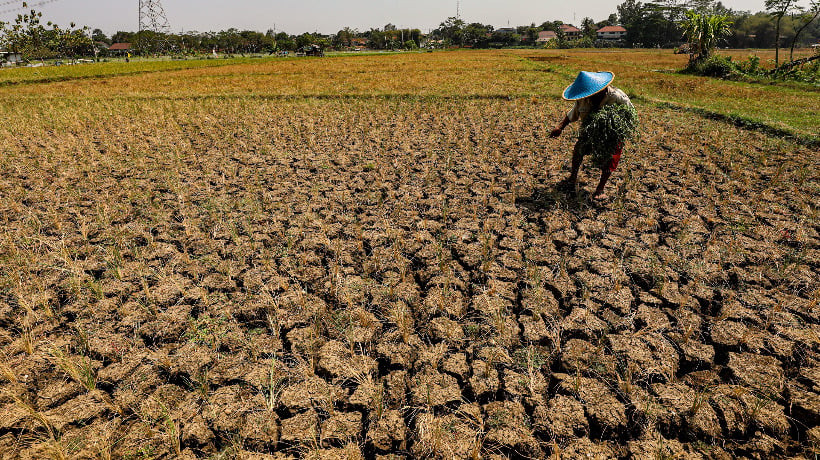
[157,401,182,457]
[0,359,17,384]
[2,388,59,447]
[21,326,35,355]
[48,348,96,392]
[264,355,288,412]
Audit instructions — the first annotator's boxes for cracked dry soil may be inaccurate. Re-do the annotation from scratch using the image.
[0,96,818,459]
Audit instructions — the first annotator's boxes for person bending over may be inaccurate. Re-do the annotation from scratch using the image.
[550,71,634,201]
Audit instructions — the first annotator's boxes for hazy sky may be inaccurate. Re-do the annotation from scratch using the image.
[0,0,784,35]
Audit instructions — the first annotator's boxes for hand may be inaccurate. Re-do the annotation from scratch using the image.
[549,127,563,138]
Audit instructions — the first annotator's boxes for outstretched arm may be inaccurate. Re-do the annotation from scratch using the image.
[550,114,571,138]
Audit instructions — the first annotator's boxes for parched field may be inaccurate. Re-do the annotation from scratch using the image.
[0,50,818,459]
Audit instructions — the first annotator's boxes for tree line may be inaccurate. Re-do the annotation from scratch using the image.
[430,0,819,49]
[2,0,819,63]
[99,25,424,55]
[0,4,93,62]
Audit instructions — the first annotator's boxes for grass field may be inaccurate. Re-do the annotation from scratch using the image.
[514,49,819,137]
[0,50,818,458]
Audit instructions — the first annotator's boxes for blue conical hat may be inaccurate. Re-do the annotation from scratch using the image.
[562,71,615,100]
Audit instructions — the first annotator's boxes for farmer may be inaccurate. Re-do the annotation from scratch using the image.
[549,71,634,201]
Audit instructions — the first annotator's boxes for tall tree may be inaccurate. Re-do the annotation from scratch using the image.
[294,32,316,50]
[52,22,93,58]
[789,0,820,61]
[618,0,659,46]
[334,27,356,48]
[597,14,620,28]
[91,28,109,44]
[1,6,51,62]
[435,17,466,46]
[540,20,564,32]
[581,17,598,39]
[463,23,491,47]
[647,0,686,44]
[523,26,540,43]
[765,0,796,65]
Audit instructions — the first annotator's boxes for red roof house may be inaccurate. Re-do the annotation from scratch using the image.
[559,24,581,38]
[597,26,627,40]
[537,30,558,43]
[108,43,132,51]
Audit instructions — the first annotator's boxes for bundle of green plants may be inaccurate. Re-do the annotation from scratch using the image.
[578,103,639,168]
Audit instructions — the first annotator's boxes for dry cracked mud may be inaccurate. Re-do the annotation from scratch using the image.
[0,96,817,459]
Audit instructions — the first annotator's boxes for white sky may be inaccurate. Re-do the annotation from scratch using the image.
[0,0,792,35]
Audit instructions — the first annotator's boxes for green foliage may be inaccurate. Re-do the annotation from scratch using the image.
[739,54,760,74]
[681,10,733,62]
[0,3,91,62]
[618,0,683,47]
[686,54,738,77]
[1,6,52,62]
[684,51,819,83]
[581,17,598,40]
[769,54,820,83]
[578,104,640,168]
[435,17,466,46]
[788,1,820,61]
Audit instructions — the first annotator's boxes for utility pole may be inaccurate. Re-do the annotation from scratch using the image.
[138,0,172,54]
[457,0,460,20]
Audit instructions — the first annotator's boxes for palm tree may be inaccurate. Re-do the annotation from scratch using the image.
[681,11,733,63]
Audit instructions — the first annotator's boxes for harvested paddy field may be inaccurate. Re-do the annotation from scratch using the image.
[0,50,818,459]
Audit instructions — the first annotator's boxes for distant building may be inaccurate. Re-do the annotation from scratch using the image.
[108,43,133,55]
[597,26,627,40]
[536,30,557,43]
[559,24,582,39]
[495,27,516,34]
[0,49,22,65]
[350,38,368,49]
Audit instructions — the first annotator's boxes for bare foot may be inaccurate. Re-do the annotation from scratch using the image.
[592,192,609,201]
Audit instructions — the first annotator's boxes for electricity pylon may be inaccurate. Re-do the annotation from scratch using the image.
[138,0,172,54]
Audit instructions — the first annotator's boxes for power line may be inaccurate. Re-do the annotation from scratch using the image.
[138,0,172,52]
[0,0,61,16]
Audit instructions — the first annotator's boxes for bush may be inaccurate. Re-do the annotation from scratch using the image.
[684,51,819,84]
[739,55,761,75]
[573,37,596,49]
[770,59,820,84]
[684,55,738,78]
[697,55,738,78]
